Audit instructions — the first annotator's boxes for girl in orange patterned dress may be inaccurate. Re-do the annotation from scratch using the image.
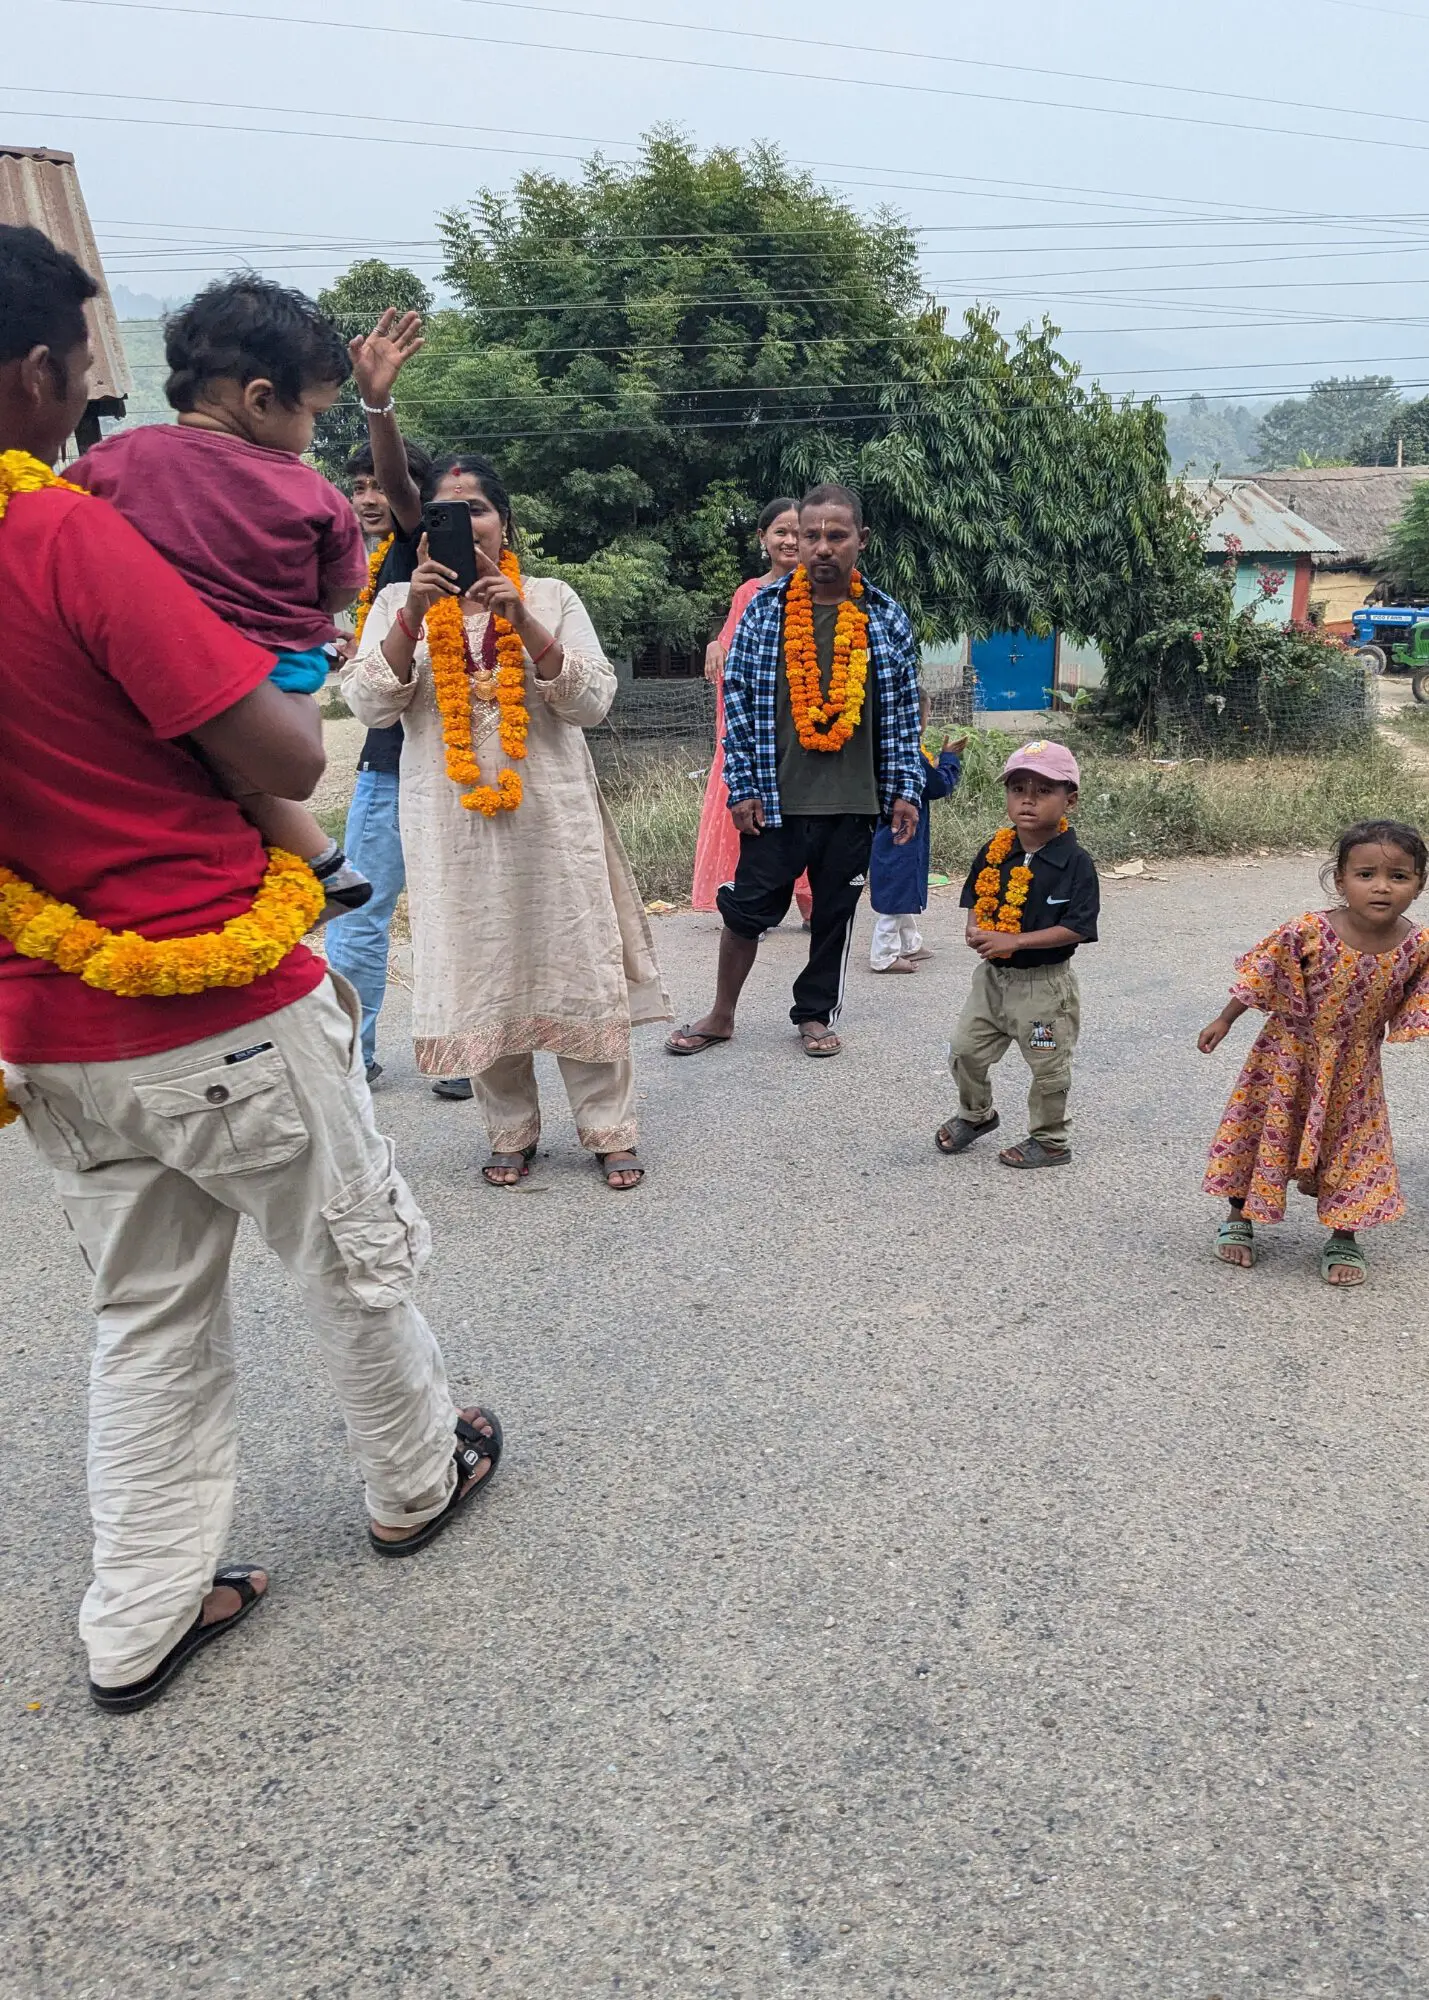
[1199,820,1429,1286]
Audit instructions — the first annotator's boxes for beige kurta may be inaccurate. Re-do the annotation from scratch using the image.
[340,576,670,1078]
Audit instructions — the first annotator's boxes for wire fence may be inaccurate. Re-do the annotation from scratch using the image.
[587,673,978,779]
[1152,659,1374,756]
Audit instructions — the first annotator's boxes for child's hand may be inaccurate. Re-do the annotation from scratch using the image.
[349,309,424,408]
[967,923,1015,960]
[1198,1018,1230,1053]
[944,733,969,754]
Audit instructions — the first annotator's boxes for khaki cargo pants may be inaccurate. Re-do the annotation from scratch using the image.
[5,973,460,1690]
[949,959,1081,1148]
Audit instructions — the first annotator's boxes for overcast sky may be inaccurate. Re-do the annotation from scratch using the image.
[5,0,1428,405]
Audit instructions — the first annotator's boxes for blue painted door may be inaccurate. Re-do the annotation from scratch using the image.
[971,630,1055,711]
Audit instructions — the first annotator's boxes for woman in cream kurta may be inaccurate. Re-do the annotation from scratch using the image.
[340,462,669,1188]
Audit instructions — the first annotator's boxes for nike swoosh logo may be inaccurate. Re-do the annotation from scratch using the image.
[1047,897,1069,905]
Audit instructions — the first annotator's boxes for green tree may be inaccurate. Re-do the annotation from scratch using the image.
[779,309,1172,647]
[314,258,433,469]
[1352,392,1429,467]
[1378,480,1429,595]
[1254,376,1401,470]
[317,134,1193,669]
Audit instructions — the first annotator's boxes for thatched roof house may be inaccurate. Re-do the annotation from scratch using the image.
[1252,466,1429,628]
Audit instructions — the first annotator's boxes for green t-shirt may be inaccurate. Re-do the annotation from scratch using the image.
[775,600,880,817]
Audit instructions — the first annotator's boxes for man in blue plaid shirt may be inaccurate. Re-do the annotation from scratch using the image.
[668,484,923,1060]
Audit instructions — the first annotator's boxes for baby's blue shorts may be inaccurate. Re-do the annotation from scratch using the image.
[269,646,332,695]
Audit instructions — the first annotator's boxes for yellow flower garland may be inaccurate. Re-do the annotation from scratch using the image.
[782,565,869,752]
[972,820,1069,934]
[0,450,325,1132]
[351,532,393,646]
[422,547,530,815]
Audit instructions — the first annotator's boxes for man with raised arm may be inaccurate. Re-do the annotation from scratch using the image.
[0,225,501,1715]
[667,483,924,1060]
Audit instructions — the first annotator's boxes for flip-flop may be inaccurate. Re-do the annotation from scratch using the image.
[89,1565,267,1714]
[369,1410,503,1557]
[666,1025,731,1056]
[798,1025,841,1057]
[998,1138,1072,1169]
[1215,1216,1256,1266]
[935,1111,1000,1154]
[1320,1236,1367,1286]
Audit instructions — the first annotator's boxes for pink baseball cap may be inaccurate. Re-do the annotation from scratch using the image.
[1001,738,1081,788]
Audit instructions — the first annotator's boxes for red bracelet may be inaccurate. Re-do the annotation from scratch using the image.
[531,635,558,668]
[395,607,419,643]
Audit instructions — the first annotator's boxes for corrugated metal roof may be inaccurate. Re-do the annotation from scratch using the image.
[1182,476,1341,557]
[0,145,132,409]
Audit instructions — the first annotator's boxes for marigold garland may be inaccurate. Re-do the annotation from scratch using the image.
[782,565,869,753]
[351,532,393,645]
[0,453,328,1132]
[972,819,1070,934]
[422,547,530,815]
[0,849,323,995]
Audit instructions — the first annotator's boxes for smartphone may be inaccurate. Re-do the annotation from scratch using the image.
[421,500,479,595]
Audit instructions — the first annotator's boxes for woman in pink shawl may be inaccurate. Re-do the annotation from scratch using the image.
[691,498,810,913]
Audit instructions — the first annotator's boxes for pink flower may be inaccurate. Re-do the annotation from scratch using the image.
[1192,629,1204,642]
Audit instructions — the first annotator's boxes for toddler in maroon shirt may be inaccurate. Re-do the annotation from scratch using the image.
[74,277,371,921]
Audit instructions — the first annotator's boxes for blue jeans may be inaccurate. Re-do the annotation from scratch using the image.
[325,767,405,1068]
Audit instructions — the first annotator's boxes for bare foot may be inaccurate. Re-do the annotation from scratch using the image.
[872,957,918,974]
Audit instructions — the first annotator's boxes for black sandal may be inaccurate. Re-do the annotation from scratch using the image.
[89,1564,267,1714]
[597,1150,645,1191]
[368,1409,503,1558]
[935,1111,999,1154]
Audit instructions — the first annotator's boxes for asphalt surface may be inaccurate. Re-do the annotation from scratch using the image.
[7,855,1429,1999]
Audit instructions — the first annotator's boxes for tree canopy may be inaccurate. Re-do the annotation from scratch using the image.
[1254,375,1401,470]
[1378,481,1429,596]
[315,131,1177,662]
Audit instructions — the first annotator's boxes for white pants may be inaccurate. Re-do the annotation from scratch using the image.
[5,974,460,1689]
[870,912,923,970]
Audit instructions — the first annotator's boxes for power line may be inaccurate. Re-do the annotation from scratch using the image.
[454,0,1429,137]
[56,0,1429,161]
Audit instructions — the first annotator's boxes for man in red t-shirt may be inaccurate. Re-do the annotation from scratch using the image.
[0,225,502,1713]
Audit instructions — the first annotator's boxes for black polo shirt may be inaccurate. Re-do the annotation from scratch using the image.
[356,524,423,775]
[959,824,1100,967]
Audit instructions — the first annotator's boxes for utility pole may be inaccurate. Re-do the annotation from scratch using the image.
[1398,436,1405,468]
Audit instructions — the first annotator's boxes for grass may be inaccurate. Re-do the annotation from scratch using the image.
[1383,701,1429,741]
[602,727,1429,901]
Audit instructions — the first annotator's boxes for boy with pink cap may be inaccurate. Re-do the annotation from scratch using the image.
[936,739,1099,1168]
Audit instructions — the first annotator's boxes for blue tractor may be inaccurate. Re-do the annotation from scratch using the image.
[1351,606,1429,701]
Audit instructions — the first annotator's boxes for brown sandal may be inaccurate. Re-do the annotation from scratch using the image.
[482,1143,536,1187]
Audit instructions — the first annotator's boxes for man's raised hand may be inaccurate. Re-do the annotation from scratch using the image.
[349,309,424,408]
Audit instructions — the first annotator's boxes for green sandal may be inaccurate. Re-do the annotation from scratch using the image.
[1215,1216,1255,1267]
[1320,1235,1367,1286]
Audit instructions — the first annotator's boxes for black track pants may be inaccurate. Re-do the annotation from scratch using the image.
[716,813,877,1025]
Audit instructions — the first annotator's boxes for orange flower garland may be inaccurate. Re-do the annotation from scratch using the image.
[972,820,1069,934]
[422,548,530,815]
[783,565,869,752]
[351,532,393,646]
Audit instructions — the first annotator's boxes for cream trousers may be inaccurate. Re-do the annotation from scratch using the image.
[5,974,460,1689]
[471,1052,637,1155]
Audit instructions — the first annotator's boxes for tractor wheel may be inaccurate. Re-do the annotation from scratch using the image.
[1356,644,1388,674]
[1413,668,1429,706]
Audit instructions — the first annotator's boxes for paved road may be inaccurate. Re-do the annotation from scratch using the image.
[7,856,1429,1999]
